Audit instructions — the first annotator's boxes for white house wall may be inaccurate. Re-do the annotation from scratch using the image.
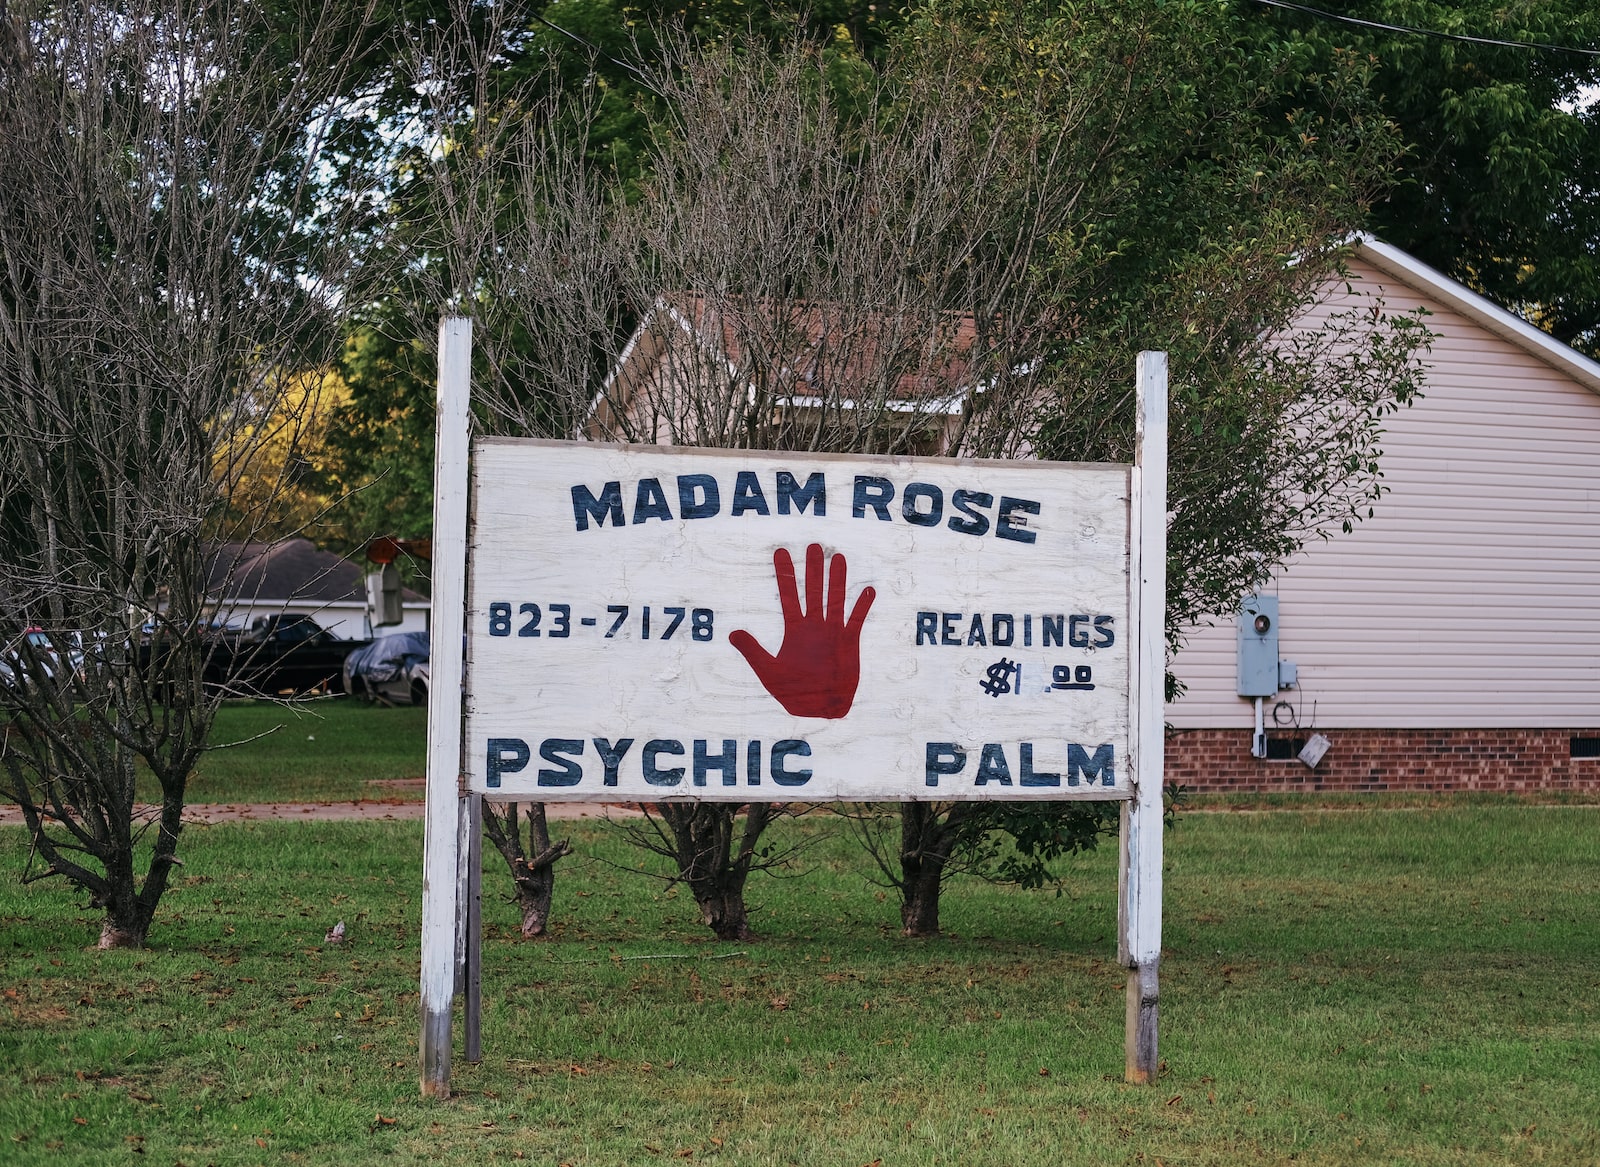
[218,600,431,640]
[1167,255,1600,730]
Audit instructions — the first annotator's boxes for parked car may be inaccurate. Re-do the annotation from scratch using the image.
[342,631,430,705]
[200,614,368,696]
[0,628,68,690]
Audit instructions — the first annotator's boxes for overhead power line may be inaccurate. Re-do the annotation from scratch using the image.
[1250,0,1600,58]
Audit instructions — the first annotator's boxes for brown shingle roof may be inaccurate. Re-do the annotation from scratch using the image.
[206,540,425,604]
[657,293,982,401]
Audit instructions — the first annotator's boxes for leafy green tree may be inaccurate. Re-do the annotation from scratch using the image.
[320,0,1598,549]
[316,316,441,554]
[849,0,1432,935]
[1250,0,1600,353]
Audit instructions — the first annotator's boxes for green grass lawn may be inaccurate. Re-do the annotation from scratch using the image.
[2,804,1598,1165]
[153,699,429,804]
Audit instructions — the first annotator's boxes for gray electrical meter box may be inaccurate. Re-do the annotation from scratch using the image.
[1237,594,1280,697]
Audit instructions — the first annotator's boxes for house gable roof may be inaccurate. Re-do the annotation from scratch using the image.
[207,539,426,606]
[591,239,1600,437]
[1354,235,1600,396]
[587,294,985,436]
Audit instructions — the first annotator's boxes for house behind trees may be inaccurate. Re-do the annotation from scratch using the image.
[1167,238,1600,794]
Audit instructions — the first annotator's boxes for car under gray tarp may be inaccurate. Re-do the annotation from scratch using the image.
[344,631,429,686]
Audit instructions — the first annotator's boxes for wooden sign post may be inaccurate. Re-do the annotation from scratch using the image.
[419,316,472,1098]
[419,325,1167,1096]
[1120,351,1168,1084]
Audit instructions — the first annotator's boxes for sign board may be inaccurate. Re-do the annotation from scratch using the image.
[420,318,1167,1097]
[464,441,1134,802]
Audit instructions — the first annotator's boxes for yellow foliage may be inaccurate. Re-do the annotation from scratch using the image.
[214,368,352,539]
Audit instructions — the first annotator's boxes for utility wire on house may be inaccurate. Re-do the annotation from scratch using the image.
[1249,0,1600,58]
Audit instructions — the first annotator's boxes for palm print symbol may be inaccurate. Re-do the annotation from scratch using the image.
[729,544,876,719]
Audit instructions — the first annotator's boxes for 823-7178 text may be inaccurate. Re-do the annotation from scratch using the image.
[486,602,715,641]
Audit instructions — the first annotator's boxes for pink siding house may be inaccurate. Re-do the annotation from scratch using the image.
[1168,237,1600,793]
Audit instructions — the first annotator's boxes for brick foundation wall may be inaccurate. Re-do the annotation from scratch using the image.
[1166,727,1600,793]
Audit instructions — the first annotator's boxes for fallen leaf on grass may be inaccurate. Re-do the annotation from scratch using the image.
[1166,1095,1182,1107]
[71,1117,86,1126]
[1038,1068,1050,1077]
[769,997,789,1011]
[370,1114,397,1133]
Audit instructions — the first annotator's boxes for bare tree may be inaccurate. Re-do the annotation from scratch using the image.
[375,7,611,939]
[458,27,1088,940]
[605,803,800,942]
[480,802,570,938]
[0,0,396,947]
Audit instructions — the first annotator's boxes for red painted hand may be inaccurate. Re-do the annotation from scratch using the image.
[730,544,876,719]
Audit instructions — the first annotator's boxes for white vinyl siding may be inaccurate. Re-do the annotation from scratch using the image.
[1168,256,1600,730]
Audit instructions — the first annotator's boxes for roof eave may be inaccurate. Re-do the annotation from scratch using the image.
[1354,234,1600,397]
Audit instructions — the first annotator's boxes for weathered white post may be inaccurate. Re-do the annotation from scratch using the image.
[420,315,473,1097]
[463,795,483,1064]
[1118,350,1168,1083]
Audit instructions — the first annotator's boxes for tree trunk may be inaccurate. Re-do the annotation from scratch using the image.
[898,801,959,938]
[510,803,564,938]
[94,767,185,949]
[98,916,149,950]
[693,882,755,941]
[655,802,774,941]
[899,861,945,938]
[482,802,571,938]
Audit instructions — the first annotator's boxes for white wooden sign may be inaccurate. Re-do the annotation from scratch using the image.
[420,324,1167,1096]
[464,442,1134,802]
